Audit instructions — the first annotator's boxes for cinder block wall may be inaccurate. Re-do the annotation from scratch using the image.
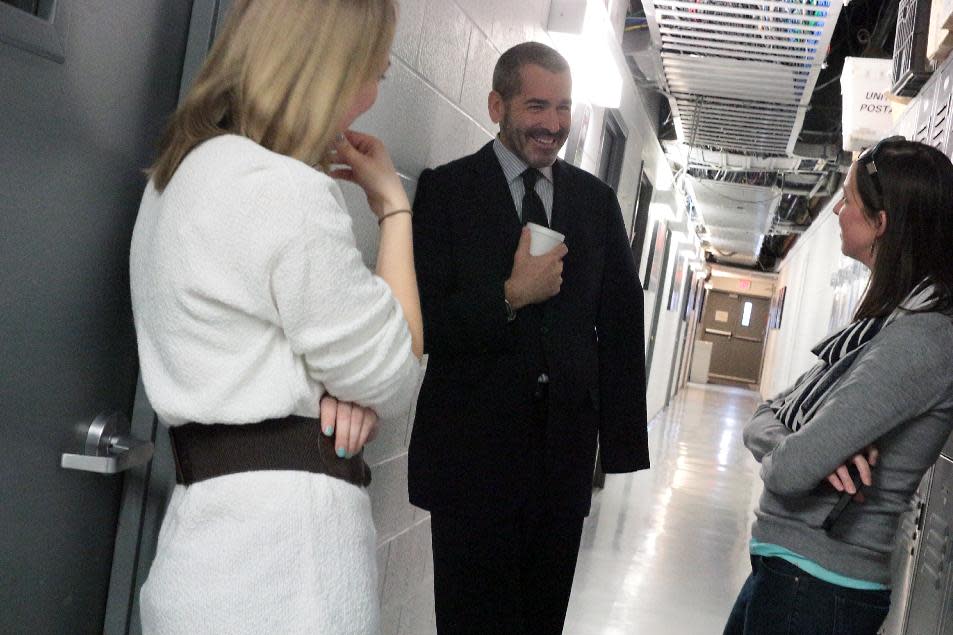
[336,2,673,632]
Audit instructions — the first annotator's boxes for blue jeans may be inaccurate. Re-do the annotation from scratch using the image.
[723,556,891,635]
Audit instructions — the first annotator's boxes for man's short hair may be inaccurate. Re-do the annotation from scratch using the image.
[492,42,570,101]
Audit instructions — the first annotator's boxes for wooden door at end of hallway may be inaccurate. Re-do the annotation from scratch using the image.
[699,290,770,386]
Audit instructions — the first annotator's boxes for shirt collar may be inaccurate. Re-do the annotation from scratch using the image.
[492,137,553,185]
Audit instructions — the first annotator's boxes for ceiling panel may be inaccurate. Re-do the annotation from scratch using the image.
[645,0,843,156]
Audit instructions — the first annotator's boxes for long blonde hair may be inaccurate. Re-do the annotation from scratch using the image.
[150,0,396,191]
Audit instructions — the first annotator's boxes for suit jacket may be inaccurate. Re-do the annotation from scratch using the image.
[408,141,649,518]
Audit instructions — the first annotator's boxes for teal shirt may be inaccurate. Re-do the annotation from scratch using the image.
[750,539,889,591]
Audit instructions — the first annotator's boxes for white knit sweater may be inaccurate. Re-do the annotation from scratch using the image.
[130,135,421,634]
[130,134,420,426]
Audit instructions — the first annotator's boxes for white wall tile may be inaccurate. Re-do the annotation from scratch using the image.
[355,60,483,177]
[426,99,488,168]
[417,0,472,103]
[376,542,390,601]
[355,61,445,175]
[381,518,433,609]
[413,504,430,523]
[459,27,499,135]
[364,412,411,468]
[397,578,437,635]
[456,0,501,41]
[337,168,418,267]
[379,598,402,635]
[369,454,415,544]
[392,0,426,66]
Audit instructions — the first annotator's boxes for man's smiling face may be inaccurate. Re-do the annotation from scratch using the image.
[490,63,572,168]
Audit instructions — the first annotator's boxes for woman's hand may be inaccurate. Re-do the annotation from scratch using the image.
[328,130,410,218]
[826,445,878,502]
[320,395,380,459]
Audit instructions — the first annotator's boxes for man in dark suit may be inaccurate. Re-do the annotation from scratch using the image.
[409,41,649,634]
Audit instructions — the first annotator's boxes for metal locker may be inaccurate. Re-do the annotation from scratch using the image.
[912,76,938,144]
[904,456,953,635]
[882,468,934,635]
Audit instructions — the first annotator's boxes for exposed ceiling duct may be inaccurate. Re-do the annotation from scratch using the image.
[636,0,849,268]
[644,0,843,156]
[686,177,781,266]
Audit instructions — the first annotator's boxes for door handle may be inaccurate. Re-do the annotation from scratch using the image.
[735,335,763,343]
[705,328,732,337]
[61,412,154,474]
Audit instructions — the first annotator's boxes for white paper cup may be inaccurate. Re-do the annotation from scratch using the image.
[526,222,565,256]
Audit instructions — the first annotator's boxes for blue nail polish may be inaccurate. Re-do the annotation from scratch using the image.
[324,426,334,436]
[336,447,347,458]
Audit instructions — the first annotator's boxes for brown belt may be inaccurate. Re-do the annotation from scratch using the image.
[168,415,371,488]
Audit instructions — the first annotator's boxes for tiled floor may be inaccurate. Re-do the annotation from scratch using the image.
[564,383,764,635]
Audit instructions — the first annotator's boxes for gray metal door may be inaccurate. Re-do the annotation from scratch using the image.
[699,290,770,385]
[0,2,191,633]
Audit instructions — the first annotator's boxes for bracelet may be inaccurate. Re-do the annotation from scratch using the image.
[377,209,412,225]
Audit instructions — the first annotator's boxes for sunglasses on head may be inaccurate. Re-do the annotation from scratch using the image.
[857,135,905,197]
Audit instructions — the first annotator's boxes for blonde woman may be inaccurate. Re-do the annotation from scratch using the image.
[129,1,421,633]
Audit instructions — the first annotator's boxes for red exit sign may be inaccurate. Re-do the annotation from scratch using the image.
[738,279,752,290]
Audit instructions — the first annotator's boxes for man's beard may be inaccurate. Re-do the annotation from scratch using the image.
[500,115,569,168]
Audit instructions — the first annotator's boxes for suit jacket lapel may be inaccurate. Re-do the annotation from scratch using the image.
[474,142,522,234]
[541,160,575,323]
[550,159,572,237]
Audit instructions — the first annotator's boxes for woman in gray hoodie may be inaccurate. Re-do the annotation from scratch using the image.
[724,138,953,635]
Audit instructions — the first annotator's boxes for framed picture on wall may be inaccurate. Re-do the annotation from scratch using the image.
[684,274,704,321]
[685,276,698,314]
[768,287,779,328]
[647,222,669,293]
[598,110,627,191]
[564,103,591,167]
[628,161,646,242]
[640,220,661,290]
[628,170,654,289]
[667,256,686,312]
[769,286,787,329]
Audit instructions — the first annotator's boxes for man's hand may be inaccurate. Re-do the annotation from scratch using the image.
[320,395,380,459]
[504,226,568,309]
[826,445,878,502]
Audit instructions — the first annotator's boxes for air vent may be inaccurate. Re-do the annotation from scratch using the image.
[644,0,843,158]
[891,0,936,96]
[929,71,953,153]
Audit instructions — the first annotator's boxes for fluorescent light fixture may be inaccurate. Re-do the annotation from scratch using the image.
[547,0,623,108]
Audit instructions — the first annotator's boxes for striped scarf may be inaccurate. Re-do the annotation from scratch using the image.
[772,281,938,431]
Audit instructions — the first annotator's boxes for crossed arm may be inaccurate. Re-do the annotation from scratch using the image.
[744,401,877,497]
[744,318,950,497]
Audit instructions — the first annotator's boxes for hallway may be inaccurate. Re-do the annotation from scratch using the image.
[565,383,764,635]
